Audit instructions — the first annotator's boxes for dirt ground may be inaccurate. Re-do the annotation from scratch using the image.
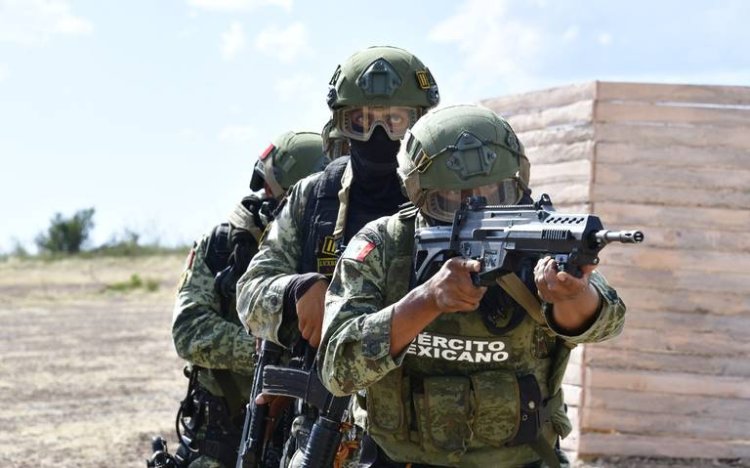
[0,255,746,467]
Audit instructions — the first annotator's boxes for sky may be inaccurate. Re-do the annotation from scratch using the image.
[1,0,749,252]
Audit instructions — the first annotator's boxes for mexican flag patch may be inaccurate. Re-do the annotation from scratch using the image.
[342,238,376,262]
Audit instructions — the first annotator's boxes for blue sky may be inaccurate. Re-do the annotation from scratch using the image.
[1,0,748,252]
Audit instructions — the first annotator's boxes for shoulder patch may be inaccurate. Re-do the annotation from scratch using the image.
[185,247,196,270]
[177,248,196,290]
[342,238,376,262]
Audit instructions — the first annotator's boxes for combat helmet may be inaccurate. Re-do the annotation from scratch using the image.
[326,46,440,142]
[250,131,330,199]
[397,104,530,223]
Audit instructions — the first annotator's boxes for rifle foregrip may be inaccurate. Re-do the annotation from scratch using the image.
[299,417,343,468]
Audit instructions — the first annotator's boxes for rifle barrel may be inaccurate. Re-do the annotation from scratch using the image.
[594,230,644,244]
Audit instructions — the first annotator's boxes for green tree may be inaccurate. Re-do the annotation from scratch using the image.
[35,208,96,254]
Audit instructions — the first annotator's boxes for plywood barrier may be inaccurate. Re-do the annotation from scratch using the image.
[481,81,750,459]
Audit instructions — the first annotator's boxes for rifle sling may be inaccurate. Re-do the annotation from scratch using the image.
[495,274,564,468]
[495,273,545,325]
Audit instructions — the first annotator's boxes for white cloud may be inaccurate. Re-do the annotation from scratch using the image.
[219,124,257,144]
[0,0,93,46]
[188,0,292,12]
[598,32,613,46]
[428,0,544,95]
[273,75,315,102]
[563,25,579,42]
[254,22,311,63]
[273,74,330,131]
[221,22,246,61]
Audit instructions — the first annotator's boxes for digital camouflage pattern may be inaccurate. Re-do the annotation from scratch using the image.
[172,231,256,396]
[319,213,627,467]
[172,200,262,468]
[236,162,353,344]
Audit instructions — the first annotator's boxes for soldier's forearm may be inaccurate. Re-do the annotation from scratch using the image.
[389,285,442,356]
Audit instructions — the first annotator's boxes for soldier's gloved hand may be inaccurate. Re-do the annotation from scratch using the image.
[296,279,328,347]
[424,257,487,314]
[534,256,595,304]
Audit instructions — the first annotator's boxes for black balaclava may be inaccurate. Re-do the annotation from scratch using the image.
[349,126,401,182]
[345,126,407,241]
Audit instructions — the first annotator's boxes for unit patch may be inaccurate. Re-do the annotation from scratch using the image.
[317,258,337,277]
[320,235,338,257]
[415,68,435,90]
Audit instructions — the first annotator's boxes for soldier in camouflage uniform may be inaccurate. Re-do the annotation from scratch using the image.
[235,46,440,467]
[171,131,329,468]
[319,105,627,468]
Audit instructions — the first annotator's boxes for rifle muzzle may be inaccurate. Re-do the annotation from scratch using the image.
[594,230,644,245]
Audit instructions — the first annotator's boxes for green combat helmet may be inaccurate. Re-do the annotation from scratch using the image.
[326,45,440,142]
[250,131,330,199]
[321,118,350,159]
[397,104,531,223]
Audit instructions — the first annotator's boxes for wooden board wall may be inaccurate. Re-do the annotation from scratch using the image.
[481,81,750,459]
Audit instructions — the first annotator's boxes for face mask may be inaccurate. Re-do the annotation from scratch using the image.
[349,126,401,177]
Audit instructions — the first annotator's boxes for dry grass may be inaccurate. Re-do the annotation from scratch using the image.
[0,255,746,467]
[0,255,186,467]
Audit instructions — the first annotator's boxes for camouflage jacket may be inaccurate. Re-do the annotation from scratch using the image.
[318,212,626,465]
[236,160,355,345]
[172,202,259,399]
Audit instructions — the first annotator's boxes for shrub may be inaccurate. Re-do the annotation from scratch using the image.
[35,208,95,254]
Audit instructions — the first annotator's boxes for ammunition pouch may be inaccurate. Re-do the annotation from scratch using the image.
[179,386,244,467]
[367,369,563,464]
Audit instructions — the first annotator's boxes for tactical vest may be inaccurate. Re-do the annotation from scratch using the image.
[363,212,572,468]
[299,156,349,277]
[200,222,258,417]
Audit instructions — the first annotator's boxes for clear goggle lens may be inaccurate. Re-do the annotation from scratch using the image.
[421,180,521,223]
[336,106,420,141]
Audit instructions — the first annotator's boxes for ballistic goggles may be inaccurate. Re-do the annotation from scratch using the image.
[421,180,522,223]
[335,106,420,141]
[249,144,284,198]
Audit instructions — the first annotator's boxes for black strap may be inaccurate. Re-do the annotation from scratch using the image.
[205,223,232,275]
[299,156,349,274]
[197,436,240,467]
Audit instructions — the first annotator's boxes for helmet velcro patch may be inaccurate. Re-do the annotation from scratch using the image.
[260,143,275,160]
[415,151,433,173]
[415,68,435,90]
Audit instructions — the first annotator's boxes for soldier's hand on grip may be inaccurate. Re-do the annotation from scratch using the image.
[534,256,594,303]
[424,257,487,314]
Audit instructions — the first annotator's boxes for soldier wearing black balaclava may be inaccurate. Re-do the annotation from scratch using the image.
[235,46,440,467]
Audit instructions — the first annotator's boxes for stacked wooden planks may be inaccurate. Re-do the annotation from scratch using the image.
[481,82,750,459]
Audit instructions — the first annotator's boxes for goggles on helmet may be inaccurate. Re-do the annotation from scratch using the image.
[420,180,522,223]
[335,106,420,141]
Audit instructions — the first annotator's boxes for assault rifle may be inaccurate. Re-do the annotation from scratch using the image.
[259,345,351,468]
[236,339,349,468]
[413,194,643,286]
[236,340,283,468]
